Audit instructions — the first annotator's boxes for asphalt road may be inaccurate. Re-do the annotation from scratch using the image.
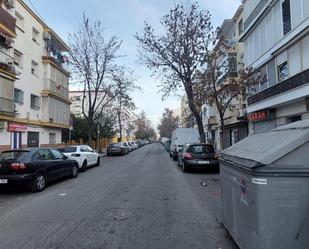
[0,144,238,249]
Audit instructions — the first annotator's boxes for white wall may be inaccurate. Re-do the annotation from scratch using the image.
[13,1,45,121]
[244,0,309,67]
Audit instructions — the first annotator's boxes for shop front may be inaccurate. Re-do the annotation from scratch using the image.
[7,123,27,149]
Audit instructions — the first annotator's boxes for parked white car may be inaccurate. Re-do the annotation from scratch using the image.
[58,145,100,171]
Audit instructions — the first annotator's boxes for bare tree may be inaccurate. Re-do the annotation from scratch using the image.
[158,108,179,138]
[111,67,140,141]
[69,14,122,144]
[134,111,156,140]
[135,3,214,143]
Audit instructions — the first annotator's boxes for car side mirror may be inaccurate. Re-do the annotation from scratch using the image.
[63,155,68,160]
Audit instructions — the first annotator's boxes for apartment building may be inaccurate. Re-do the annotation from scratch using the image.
[0,0,70,150]
[202,6,248,150]
[242,0,309,133]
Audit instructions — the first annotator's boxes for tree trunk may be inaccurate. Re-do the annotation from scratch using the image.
[88,113,94,146]
[118,111,122,142]
[219,113,225,151]
[186,89,206,143]
[88,124,93,146]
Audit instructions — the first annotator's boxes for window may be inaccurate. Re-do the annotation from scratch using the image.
[49,133,56,144]
[231,129,239,145]
[282,0,291,35]
[34,150,54,160]
[15,11,24,31]
[50,149,65,160]
[31,60,39,75]
[189,145,215,154]
[32,27,40,43]
[238,18,244,36]
[27,131,39,147]
[30,94,40,109]
[267,59,277,86]
[14,88,24,104]
[259,65,268,91]
[87,146,94,152]
[13,49,23,67]
[277,61,289,82]
[228,53,238,75]
[58,147,77,153]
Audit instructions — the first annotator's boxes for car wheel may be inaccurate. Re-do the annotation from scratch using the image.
[182,161,188,173]
[95,157,100,166]
[81,160,87,172]
[70,164,79,178]
[31,173,46,192]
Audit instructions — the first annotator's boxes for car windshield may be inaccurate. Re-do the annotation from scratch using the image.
[58,147,77,153]
[0,151,28,161]
[189,145,215,154]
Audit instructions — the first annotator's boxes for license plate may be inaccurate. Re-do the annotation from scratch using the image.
[0,179,8,184]
[198,160,210,164]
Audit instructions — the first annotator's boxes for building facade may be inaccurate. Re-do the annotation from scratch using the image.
[242,0,309,133]
[203,5,248,150]
[0,0,70,150]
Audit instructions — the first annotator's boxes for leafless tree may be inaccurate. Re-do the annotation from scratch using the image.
[134,111,156,140]
[158,108,179,138]
[135,3,214,143]
[69,14,122,144]
[111,67,140,141]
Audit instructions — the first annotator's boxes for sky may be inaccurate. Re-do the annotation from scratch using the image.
[24,0,241,128]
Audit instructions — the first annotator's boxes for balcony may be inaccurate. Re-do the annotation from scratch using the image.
[0,96,14,114]
[43,79,69,100]
[42,56,70,76]
[0,7,16,38]
[0,50,15,76]
[248,68,309,105]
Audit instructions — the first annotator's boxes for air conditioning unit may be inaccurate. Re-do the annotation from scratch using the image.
[43,31,51,40]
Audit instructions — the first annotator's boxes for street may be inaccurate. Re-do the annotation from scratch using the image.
[0,144,238,249]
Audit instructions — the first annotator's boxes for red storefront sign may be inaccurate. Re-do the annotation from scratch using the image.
[8,123,27,132]
[248,111,267,122]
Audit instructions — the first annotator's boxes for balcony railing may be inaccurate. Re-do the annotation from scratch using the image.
[42,55,70,74]
[217,71,238,85]
[0,7,16,37]
[43,79,69,99]
[248,68,309,105]
[0,96,13,113]
[0,49,15,75]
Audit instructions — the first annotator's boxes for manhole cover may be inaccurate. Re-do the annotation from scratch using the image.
[103,208,132,221]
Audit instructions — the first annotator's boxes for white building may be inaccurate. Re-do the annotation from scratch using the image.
[241,0,309,133]
[0,0,70,150]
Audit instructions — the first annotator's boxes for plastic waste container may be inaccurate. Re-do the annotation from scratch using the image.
[220,119,309,249]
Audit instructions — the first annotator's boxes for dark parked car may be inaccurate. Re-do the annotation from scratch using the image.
[106,143,130,156]
[178,143,219,172]
[0,148,79,192]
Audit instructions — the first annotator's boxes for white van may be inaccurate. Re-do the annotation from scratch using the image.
[170,128,200,160]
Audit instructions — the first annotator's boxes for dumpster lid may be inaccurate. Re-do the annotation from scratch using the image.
[221,120,309,167]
